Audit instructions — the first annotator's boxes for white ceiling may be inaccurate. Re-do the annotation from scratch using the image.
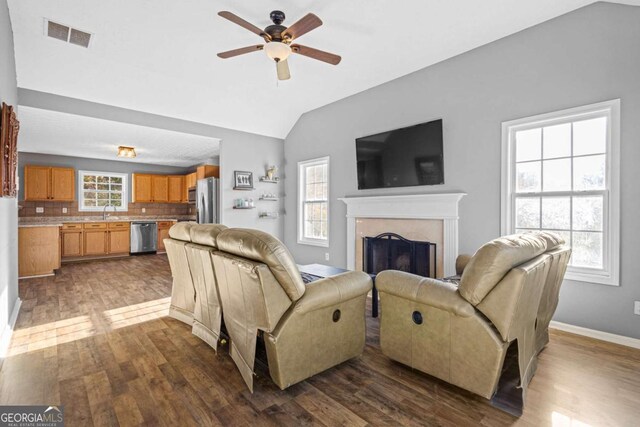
[18,106,220,167]
[8,1,640,139]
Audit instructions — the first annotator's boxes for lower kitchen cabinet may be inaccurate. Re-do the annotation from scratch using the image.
[108,227,130,254]
[61,230,83,257]
[84,230,108,256]
[157,221,175,252]
[19,226,61,278]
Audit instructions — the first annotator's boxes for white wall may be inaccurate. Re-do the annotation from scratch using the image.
[0,0,19,346]
[283,2,640,339]
[219,137,284,239]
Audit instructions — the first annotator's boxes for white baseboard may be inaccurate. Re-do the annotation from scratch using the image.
[0,297,22,358]
[550,320,640,350]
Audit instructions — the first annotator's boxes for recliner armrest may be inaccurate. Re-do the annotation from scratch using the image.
[377,270,475,317]
[294,271,372,314]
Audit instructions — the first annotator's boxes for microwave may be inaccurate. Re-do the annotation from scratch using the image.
[188,187,197,204]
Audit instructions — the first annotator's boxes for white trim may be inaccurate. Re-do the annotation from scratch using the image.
[77,170,129,212]
[501,99,620,286]
[338,193,466,276]
[0,298,22,358]
[550,320,640,350]
[297,156,330,247]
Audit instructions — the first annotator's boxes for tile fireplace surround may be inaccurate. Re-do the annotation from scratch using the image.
[339,193,466,277]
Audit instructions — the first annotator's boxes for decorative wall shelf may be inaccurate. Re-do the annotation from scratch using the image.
[259,197,279,201]
[259,177,280,183]
[259,212,279,219]
[233,206,255,210]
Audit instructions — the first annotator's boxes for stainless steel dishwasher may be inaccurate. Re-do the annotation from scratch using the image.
[130,221,158,254]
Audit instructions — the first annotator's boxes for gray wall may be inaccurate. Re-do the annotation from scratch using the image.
[17,152,191,202]
[0,0,19,345]
[284,2,640,339]
[219,138,284,239]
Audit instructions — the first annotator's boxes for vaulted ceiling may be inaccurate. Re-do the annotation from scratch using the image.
[9,1,640,139]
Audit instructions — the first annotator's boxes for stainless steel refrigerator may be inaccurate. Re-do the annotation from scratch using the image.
[196,177,219,224]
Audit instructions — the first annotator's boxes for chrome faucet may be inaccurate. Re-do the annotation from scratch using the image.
[103,204,117,220]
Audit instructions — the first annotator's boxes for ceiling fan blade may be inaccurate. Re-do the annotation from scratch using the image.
[218,11,271,41]
[276,59,291,81]
[282,13,322,41]
[291,44,341,65]
[217,45,264,59]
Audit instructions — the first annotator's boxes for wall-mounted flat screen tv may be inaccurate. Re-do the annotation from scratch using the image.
[356,119,444,190]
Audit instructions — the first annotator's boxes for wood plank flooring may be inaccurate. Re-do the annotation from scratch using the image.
[1,255,639,426]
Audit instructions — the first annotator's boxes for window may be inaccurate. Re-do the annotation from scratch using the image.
[78,171,128,211]
[298,157,329,247]
[501,100,620,286]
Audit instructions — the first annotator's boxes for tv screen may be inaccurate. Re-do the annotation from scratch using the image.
[356,119,444,190]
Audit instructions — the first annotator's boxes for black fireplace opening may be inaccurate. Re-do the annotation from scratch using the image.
[363,232,436,278]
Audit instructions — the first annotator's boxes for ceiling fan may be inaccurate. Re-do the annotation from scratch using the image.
[216,10,341,81]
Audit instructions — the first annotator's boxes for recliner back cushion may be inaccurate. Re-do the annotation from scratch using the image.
[526,230,565,252]
[459,233,547,305]
[216,228,305,301]
[190,224,227,248]
[169,222,194,242]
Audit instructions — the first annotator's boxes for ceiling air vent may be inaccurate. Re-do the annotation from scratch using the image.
[45,19,92,48]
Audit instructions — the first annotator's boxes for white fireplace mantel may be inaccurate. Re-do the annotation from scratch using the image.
[338,193,466,277]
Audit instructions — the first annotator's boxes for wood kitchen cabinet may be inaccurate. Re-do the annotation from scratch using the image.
[24,165,75,201]
[196,165,219,180]
[132,174,153,202]
[157,221,175,253]
[61,227,83,257]
[19,226,61,278]
[108,230,130,254]
[83,223,108,256]
[168,175,184,203]
[152,175,169,202]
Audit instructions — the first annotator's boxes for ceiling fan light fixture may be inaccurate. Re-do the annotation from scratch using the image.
[117,146,136,158]
[264,41,291,62]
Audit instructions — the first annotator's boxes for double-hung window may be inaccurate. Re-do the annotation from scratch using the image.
[298,157,329,247]
[501,100,620,285]
[78,170,128,211]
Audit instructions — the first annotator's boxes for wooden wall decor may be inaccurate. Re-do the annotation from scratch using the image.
[1,102,20,198]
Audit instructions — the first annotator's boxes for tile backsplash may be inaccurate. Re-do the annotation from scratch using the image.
[19,201,196,218]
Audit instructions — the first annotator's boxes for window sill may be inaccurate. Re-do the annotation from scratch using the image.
[297,238,329,248]
[564,270,619,287]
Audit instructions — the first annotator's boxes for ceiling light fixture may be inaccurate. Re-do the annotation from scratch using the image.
[117,146,136,158]
[264,41,291,62]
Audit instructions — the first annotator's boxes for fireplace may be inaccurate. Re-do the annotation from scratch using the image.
[363,233,436,278]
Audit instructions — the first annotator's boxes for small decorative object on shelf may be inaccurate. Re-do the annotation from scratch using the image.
[259,211,279,219]
[259,193,279,201]
[234,171,254,190]
[260,165,280,183]
[234,198,256,209]
[266,165,278,180]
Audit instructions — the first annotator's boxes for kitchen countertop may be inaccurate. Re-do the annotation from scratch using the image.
[19,216,196,227]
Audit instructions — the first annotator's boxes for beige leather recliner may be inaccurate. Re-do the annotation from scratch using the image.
[165,222,196,324]
[377,232,570,415]
[184,224,228,350]
[212,228,373,392]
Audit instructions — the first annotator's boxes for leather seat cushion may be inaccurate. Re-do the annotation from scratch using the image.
[526,230,565,251]
[169,222,195,242]
[216,228,305,301]
[190,224,227,248]
[459,233,547,305]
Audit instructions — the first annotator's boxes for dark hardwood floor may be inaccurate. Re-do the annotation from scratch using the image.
[1,255,639,426]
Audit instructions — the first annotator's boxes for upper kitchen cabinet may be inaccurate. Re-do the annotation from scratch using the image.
[152,175,169,202]
[24,165,75,201]
[132,174,152,202]
[168,175,184,203]
[196,165,219,180]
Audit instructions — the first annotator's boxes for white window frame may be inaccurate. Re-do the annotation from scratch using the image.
[78,170,129,212]
[501,99,620,286]
[298,156,330,247]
